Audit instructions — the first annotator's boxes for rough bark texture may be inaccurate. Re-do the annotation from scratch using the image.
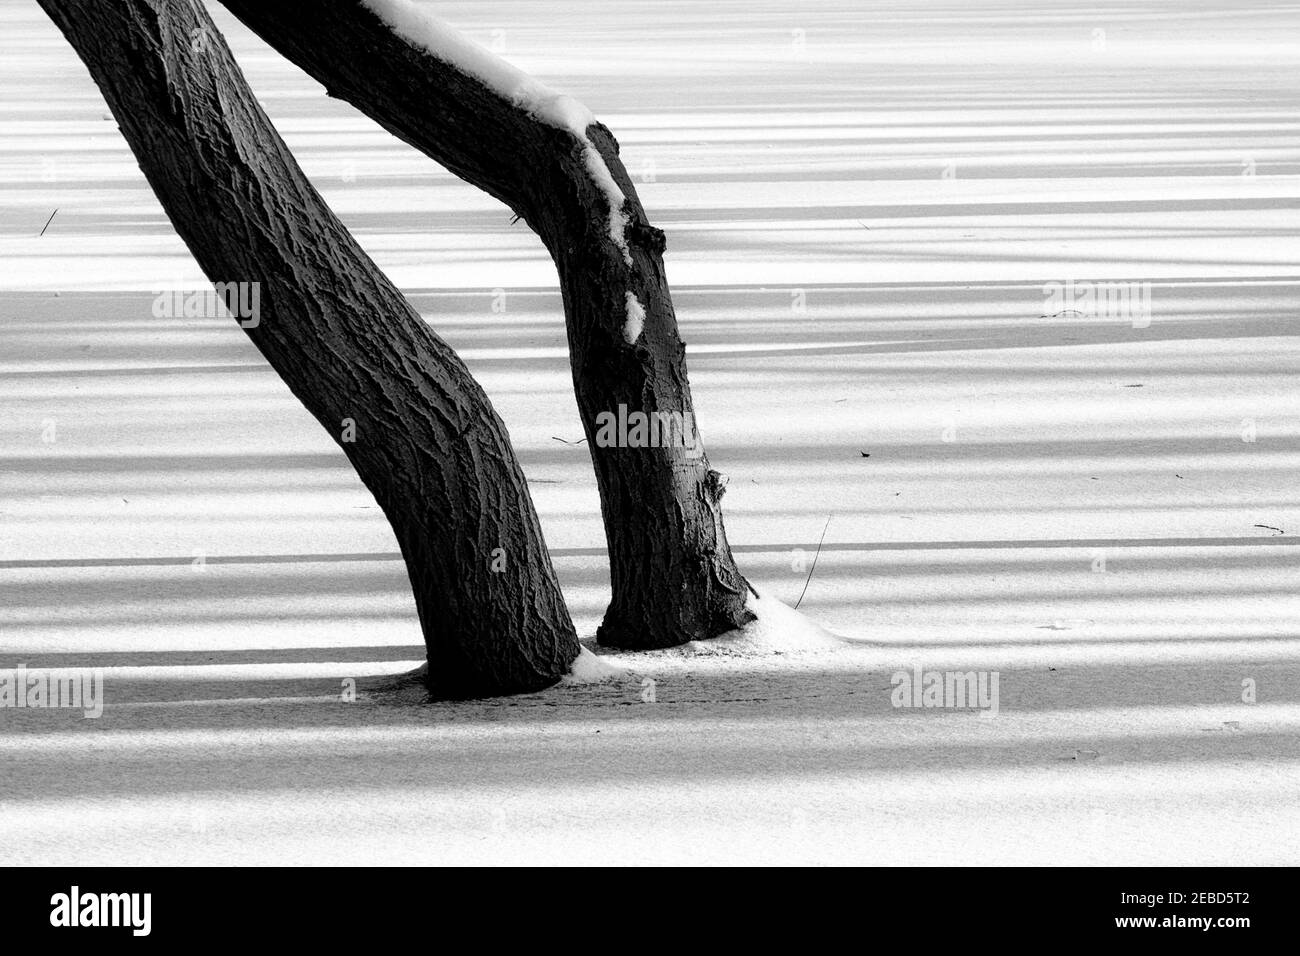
[220,0,756,649]
[38,0,580,697]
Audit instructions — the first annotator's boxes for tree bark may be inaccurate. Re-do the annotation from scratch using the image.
[219,0,756,649]
[38,0,580,697]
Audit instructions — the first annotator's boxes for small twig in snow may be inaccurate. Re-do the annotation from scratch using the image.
[793,515,831,611]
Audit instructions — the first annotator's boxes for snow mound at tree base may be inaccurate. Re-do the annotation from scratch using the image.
[370,656,631,697]
[681,586,844,657]
[378,588,842,691]
[563,646,631,683]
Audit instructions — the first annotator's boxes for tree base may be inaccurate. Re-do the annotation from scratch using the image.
[596,594,756,650]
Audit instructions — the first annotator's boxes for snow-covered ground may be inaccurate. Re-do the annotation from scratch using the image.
[1,0,1298,864]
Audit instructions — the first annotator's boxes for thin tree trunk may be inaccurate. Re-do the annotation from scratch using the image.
[219,0,756,649]
[38,0,580,697]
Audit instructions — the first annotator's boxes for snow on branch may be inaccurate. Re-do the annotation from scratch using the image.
[360,0,632,264]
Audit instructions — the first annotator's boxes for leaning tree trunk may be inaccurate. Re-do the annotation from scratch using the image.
[38,0,580,698]
[219,0,756,649]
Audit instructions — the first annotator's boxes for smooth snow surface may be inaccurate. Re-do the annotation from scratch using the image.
[2,0,1299,865]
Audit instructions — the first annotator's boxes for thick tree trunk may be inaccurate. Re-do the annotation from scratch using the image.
[220,0,756,649]
[38,0,580,697]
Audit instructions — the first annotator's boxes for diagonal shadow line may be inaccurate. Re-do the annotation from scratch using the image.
[0,536,1295,571]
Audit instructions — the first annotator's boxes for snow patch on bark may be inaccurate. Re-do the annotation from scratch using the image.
[623,292,645,343]
[360,0,632,264]
[564,646,629,683]
[582,149,632,265]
